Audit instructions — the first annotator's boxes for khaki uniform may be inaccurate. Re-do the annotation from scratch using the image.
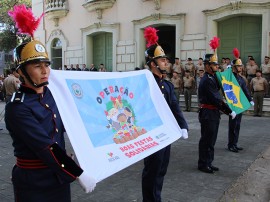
[261,63,270,95]
[183,76,195,111]
[171,77,182,102]
[165,62,173,79]
[173,63,183,78]
[184,63,196,77]
[246,64,259,84]
[196,64,204,73]
[3,75,20,101]
[220,63,227,72]
[250,77,268,116]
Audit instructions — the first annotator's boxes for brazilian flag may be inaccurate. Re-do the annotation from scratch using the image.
[216,69,251,114]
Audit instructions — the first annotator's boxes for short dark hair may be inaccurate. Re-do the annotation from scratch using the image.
[187,58,192,61]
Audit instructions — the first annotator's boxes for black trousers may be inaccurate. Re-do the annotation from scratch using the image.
[142,145,171,202]
[198,119,220,168]
[12,165,71,202]
[13,183,71,202]
[228,113,242,147]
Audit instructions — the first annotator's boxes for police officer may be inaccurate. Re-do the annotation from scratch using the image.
[228,51,253,152]
[5,40,95,201]
[142,27,188,201]
[198,53,236,174]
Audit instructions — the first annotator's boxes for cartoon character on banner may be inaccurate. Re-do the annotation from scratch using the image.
[104,95,147,144]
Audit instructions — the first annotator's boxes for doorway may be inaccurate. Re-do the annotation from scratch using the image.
[218,16,262,64]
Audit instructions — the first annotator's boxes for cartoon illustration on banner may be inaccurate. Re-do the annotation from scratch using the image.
[67,74,162,147]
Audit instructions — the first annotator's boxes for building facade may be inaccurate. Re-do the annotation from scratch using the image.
[32,0,270,71]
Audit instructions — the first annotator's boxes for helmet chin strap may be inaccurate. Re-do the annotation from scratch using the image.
[208,65,216,74]
[21,67,48,88]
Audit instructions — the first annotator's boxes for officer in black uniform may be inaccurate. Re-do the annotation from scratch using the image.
[5,40,95,201]
[142,27,188,202]
[228,53,253,152]
[198,53,236,174]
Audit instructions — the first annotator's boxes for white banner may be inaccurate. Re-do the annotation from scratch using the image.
[48,69,183,182]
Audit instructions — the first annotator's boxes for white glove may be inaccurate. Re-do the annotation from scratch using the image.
[181,129,188,139]
[78,172,96,193]
[250,101,254,106]
[230,111,236,119]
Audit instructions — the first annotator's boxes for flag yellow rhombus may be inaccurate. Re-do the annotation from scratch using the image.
[221,76,243,109]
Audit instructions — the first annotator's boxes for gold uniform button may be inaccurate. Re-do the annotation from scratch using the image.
[56,128,59,133]
[61,164,65,168]
[162,86,164,89]
[50,147,53,150]
[54,114,57,118]
[45,104,49,108]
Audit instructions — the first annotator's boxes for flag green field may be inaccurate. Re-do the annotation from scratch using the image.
[216,69,251,114]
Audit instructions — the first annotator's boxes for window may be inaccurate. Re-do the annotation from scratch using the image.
[51,38,62,69]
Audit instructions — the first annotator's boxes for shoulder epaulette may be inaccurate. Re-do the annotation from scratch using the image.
[11,91,25,103]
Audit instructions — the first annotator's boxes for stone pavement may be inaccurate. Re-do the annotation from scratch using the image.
[0,101,270,202]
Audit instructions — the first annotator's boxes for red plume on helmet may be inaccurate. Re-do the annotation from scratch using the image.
[209,36,220,51]
[8,4,44,38]
[8,4,50,75]
[233,48,240,59]
[232,48,242,66]
[144,27,159,48]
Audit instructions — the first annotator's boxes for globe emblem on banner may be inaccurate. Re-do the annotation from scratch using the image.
[71,83,83,98]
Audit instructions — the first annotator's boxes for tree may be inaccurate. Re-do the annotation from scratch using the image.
[0,0,31,53]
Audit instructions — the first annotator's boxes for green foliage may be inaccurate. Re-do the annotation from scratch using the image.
[0,0,31,52]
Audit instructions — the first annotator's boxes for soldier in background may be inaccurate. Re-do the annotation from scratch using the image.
[260,56,270,97]
[2,68,21,102]
[183,70,195,112]
[184,58,196,77]
[250,70,269,117]
[173,57,183,79]
[245,58,259,86]
[171,71,182,103]
[196,57,205,75]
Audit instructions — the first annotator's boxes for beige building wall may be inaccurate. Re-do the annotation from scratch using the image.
[32,0,270,71]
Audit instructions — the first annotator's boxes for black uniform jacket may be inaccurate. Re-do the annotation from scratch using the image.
[199,72,232,120]
[154,74,188,130]
[5,85,83,188]
[234,72,252,102]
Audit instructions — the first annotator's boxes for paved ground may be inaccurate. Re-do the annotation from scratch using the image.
[0,101,270,202]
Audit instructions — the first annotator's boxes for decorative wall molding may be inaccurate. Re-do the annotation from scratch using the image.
[203,2,270,16]
[133,13,185,25]
[142,0,161,10]
[230,0,242,10]
[82,0,116,19]
[45,0,69,27]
